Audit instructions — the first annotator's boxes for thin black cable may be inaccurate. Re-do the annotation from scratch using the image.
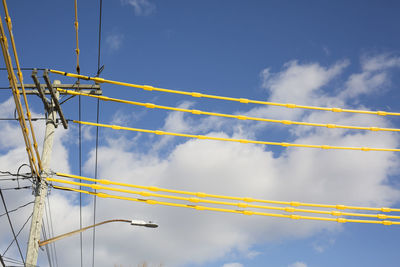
[2,256,24,265]
[0,118,46,121]
[2,212,33,257]
[47,195,59,267]
[0,201,34,218]
[0,186,32,191]
[0,189,25,265]
[41,223,53,267]
[44,199,56,267]
[93,1,103,266]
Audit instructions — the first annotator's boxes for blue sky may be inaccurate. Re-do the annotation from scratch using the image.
[2,1,400,267]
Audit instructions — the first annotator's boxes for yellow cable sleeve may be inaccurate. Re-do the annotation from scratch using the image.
[51,185,400,226]
[2,0,43,171]
[74,0,80,74]
[50,70,400,117]
[0,9,39,176]
[73,120,400,152]
[53,173,400,214]
[48,177,400,220]
[58,89,400,133]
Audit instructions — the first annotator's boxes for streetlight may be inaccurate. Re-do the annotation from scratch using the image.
[38,219,158,247]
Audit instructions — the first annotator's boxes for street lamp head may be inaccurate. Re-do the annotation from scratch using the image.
[131,219,159,228]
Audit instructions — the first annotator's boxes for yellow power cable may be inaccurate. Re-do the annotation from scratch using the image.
[54,172,400,213]
[50,69,400,117]
[74,0,80,74]
[48,176,400,220]
[59,88,400,133]
[2,0,43,172]
[73,120,400,152]
[51,185,400,226]
[0,10,39,176]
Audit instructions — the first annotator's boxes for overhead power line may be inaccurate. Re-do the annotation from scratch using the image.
[73,120,400,152]
[0,189,25,265]
[55,172,400,213]
[0,11,40,177]
[60,89,400,133]
[50,69,400,117]
[2,0,43,174]
[48,176,400,221]
[52,184,400,226]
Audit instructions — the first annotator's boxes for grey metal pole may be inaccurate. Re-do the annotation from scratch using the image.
[25,80,60,266]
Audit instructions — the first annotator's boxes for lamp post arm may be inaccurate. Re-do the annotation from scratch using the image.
[38,219,131,247]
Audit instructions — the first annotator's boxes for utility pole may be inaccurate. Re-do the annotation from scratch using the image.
[23,69,102,266]
[25,80,60,266]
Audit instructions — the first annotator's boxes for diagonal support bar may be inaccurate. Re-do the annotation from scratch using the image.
[31,69,50,111]
[43,69,68,129]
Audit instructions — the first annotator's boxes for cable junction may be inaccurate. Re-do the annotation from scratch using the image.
[50,183,400,226]
[60,89,400,133]
[73,120,400,152]
[50,69,400,117]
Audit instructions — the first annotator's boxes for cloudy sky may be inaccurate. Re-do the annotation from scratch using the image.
[1,0,400,267]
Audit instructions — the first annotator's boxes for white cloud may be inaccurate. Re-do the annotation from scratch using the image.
[106,33,124,51]
[288,261,308,267]
[121,0,156,16]
[222,263,244,267]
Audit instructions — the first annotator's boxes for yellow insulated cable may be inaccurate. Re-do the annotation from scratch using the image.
[50,69,400,117]
[47,177,400,220]
[0,11,39,176]
[74,0,80,74]
[2,0,43,172]
[51,185,400,226]
[59,89,400,133]
[73,120,400,152]
[54,172,400,213]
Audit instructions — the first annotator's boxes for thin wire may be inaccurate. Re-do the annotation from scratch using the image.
[2,256,24,265]
[74,120,400,152]
[0,201,33,217]
[92,100,100,267]
[0,189,25,265]
[41,222,53,267]
[47,195,59,267]
[2,212,32,257]
[0,117,46,121]
[50,69,400,117]
[93,0,103,265]
[45,199,55,267]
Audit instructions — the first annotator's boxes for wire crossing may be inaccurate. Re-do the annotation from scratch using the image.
[50,69,400,117]
[51,184,400,226]
[73,120,400,152]
[60,89,400,133]
[54,172,400,213]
